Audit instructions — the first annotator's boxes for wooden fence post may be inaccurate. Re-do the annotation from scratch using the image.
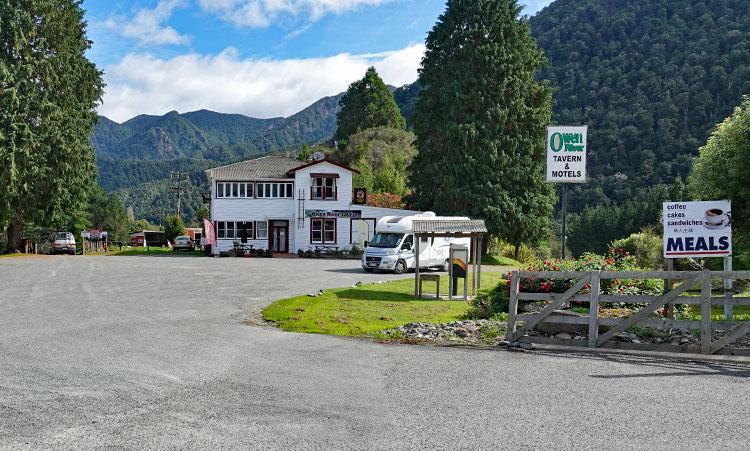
[701,271,712,354]
[506,271,520,343]
[588,271,601,348]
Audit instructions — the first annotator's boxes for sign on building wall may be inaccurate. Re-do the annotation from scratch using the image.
[663,201,732,258]
[305,209,362,218]
[353,188,367,205]
[545,125,587,183]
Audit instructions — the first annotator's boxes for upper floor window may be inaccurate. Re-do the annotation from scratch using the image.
[311,176,336,200]
[257,182,293,199]
[216,182,253,198]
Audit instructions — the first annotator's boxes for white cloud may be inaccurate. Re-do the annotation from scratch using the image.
[99,44,425,122]
[196,0,393,28]
[105,0,190,47]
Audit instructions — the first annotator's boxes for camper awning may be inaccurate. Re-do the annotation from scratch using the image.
[412,219,487,235]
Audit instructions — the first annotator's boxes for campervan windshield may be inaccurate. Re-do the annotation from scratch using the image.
[368,232,404,248]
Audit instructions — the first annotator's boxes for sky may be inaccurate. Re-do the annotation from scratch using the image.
[84,0,555,122]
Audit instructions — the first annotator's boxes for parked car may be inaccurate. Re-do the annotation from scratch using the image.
[172,235,193,251]
[51,232,76,255]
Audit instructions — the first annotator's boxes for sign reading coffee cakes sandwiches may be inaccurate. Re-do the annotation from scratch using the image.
[663,201,732,258]
[545,125,587,183]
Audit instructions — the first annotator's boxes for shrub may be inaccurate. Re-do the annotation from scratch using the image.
[465,280,509,319]
[487,237,537,264]
[611,230,663,270]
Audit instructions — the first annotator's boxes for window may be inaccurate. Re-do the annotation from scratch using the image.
[216,182,256,198]
[256,221,268,239]
[217,221,226,239]
[236,221,254,242]
[226,221,235,239]
[256,182,293,199]
[311,218,336,244]
[311,177,336,200]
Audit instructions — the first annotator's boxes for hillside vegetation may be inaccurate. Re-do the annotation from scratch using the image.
[531,0,750,210]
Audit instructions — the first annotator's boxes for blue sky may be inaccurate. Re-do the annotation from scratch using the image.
[83,0,554,121]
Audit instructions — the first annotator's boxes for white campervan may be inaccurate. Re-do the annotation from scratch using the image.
[361,212,471,274]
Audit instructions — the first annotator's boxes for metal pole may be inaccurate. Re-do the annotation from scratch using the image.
[414,234,420,298]
[561,183,568,259]
[724,256,733,321]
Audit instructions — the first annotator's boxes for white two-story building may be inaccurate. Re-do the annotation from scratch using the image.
[207,155,419,255]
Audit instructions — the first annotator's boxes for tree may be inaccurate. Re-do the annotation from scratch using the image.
[335,67,406,142]
[0,1,104,251]
[409,0,555,255]
[689,96,750,251]
[332,127,416,196]
[86,186,129,242]
[163,214,185,243]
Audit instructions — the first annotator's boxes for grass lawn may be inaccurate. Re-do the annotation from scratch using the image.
[0,252,39,259]
[262,271,505,336]
[481,254,523,267]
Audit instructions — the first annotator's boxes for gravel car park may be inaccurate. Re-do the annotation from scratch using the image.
[1,256,748,449]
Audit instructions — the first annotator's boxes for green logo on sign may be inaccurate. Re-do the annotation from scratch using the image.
[550,131,584,152]
[550,132,563,152]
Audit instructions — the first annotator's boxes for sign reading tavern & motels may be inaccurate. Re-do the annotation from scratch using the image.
[545,125,587,183]
[663,200,732,258]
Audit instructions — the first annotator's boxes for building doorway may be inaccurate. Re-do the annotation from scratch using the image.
[269,220,289,253]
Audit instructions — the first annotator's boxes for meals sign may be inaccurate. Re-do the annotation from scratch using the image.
[663,201,732,258]
[545,125,587,183]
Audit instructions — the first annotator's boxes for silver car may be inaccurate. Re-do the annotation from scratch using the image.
[172,235,193,251]
[52,232,76,255]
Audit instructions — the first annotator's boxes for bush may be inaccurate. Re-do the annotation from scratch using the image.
[486,237,537,264]
[465,280,509,319]
[611,230,663,270]
[468,249,666,319]
[163,214,185,243]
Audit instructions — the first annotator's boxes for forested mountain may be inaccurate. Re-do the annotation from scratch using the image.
[530,0,750,210]
[94,0,750,224]
[94,94,342,161]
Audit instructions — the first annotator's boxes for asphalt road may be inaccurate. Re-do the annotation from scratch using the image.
[1,255,748,450]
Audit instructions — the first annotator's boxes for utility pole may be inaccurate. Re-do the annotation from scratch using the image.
[171,172,189,217]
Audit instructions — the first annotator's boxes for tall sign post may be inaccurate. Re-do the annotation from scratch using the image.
[663,200,733,319]
[546,125,588,259]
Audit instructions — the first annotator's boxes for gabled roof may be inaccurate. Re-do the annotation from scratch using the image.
[207,155,300,180]
[286,158,360,175]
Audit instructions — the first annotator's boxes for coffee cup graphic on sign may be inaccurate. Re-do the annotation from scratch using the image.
[704,208,730,228]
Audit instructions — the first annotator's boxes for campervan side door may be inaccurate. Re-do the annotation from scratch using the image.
[416,235,432,267]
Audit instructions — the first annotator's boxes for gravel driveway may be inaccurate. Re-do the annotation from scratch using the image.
[1,255,748,449]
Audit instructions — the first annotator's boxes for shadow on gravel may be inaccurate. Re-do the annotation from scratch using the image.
[536,351,750,379]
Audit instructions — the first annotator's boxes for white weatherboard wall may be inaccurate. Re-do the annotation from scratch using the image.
[293,161,354,251]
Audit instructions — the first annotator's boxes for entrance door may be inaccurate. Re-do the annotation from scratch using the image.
[269,220,289,253]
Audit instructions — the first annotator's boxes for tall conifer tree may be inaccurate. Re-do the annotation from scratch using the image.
[335,67,406,142]
[0,0,103,251]
[409,0,555,253]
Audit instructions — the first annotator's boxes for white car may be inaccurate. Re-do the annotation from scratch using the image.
[172,235,193,251]
[52,232,76,255]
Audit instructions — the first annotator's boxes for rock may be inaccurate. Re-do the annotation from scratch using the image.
[679,338,690,345]
[631,339,641,344]
[520,301,548,314]
[555,333,573,340]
